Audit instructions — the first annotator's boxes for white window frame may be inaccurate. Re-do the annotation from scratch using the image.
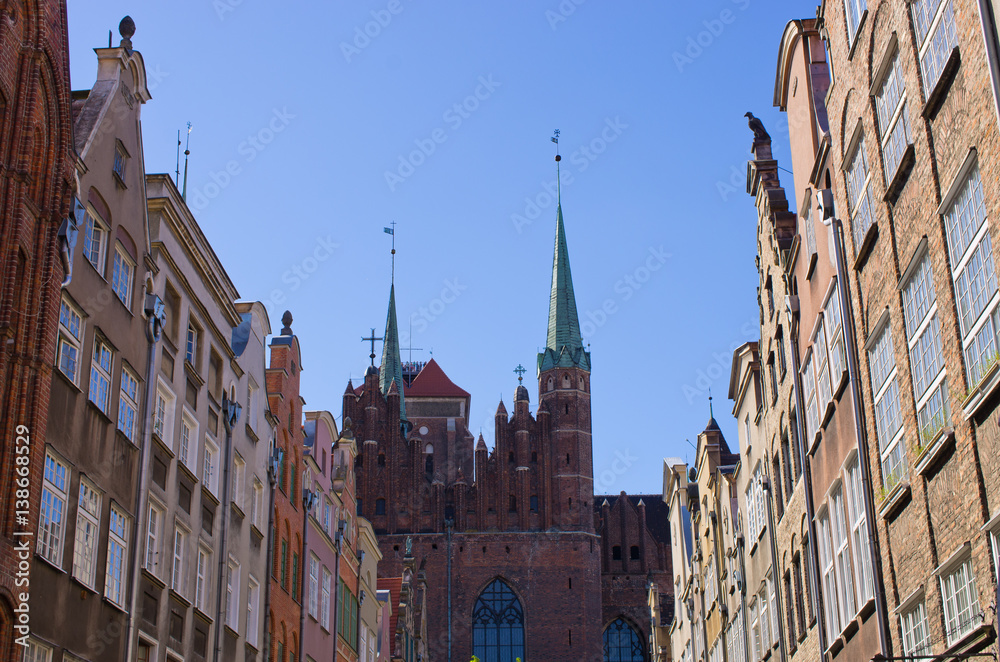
[247,576,261,647]
[38,450,69,566]
[818,509,841,638]
[801,350,820,442]
[72,477,103,588]
[251,476,264,529]
[105,503,129,607]
[868,320,908,490]
[171,523,188,595]
[179,408,197,470]
[204,435,220,496]
[196,546,211,612]
[845,456,874,604]
[227,557,241,631]
[89,337,113,414]
[111,245,134,308]
[247,378,259,431]
[844,0,867,45]
[322,566,332,630]
[308,553,320,618]
[768,573,779,647]
[825,283,847,381]
[831,485,857,625]
[749,598,762,661]
[82,208,108,273]
[144,501,162,575]
[874,47,911,180]
[901,601,931,656]
[912,0,958,97]
[813,317,833,407]
[58,296,84,383]
[24,638,53,662]
[939,555,980,644]
[845,135,875,252]
[118,365,140,443]
[902,252,949,442]
[943,162,1000,387]
[186,321,200,366]
[153,378,176,446]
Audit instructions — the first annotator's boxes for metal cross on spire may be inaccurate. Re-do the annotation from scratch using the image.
[362,327,383,366]
[514,364,527,383]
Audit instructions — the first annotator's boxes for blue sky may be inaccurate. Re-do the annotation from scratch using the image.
[69,0,808,494]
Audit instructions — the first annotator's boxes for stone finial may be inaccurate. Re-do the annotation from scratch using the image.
[281,310,293,335]
[119,16,135,53]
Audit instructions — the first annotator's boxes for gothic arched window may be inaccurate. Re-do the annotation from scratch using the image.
[472,579,524,662]
[603,617,645,662]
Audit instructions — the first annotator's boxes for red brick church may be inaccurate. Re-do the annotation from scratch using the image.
[343,199,673,661]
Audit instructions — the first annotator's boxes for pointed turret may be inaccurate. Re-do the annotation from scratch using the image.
[379,284,406,422]
[495,399,508,417]
[538,204,591,373]
[344,379,355,395]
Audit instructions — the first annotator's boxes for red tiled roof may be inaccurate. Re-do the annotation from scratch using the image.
[404,358,470,398]
[378,577,403,641]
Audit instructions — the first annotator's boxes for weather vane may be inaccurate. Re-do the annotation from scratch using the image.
[514,364,526,384]
[551,129,562,201]
[384,222,397,282]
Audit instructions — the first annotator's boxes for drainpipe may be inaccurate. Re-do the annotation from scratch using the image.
[823,209,889,660]
[356,548,365,660]
[735,523,749,662]
[213,395,241,661]
[445,518,454,662]
[263,441,282,662]
[124,295,163,662]
[762,469,788,662]
[332,519,344,662]
[301,478,316,662]
[787,311,828,659]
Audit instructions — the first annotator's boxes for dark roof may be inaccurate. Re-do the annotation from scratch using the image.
[594,493,671,545]
[705,416,721,431]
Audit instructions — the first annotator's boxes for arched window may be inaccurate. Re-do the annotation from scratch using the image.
[563,373,571,388]
[603,617,644,661]
[547,377,554,391]
[472,579,525,662]
[375,498,386,515]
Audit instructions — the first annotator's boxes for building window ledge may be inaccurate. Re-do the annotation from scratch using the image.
[914,426,955,477]
[942,621,993,658]
[853,222,879,271]
[962,360,1000,421]
[882,144,915,204]
[102,595,127,613]
[826,633,846,658]
[141,567,166,590]
[169,588,191,609]
[201,484,220,507]
[922,47,961,120]
[878,480,911,520]
[193,605,213,624]
[857,596,876,622]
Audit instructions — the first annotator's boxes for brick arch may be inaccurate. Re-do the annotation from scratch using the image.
[602,614,646,661]
[863,0,892,92]
[0,593,13,662]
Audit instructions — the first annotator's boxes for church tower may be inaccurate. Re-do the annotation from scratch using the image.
[537,185,594,532]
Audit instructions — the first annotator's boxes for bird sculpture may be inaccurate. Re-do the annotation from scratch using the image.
[745,112,771,142]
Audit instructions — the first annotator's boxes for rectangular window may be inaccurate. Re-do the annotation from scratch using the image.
[251,477,264,529]
[831,487,857,625]
[308,555,320,618]
[248,379,259,431]
[818,512,840,637]
[171,525,187,594]
[846,137,875,251]
[186,321,200,367]
[118,367,139,442]
[292,552,300,601]
[322,567,332,630]
[247,577,260,647]
[82,210,107,272]
[179,411,196,469]
[844,0,867,44]
[745,466,766,543]
[144,503,161,573]
[814,318,833,406]
[111,247,134,308]
[280,539,288,590]
[24,638,53,662]
[232,453,246,509]
[38,451,69,565]
[153,383,175,445]
[875,51,911,179]
[72,478,102,588]
[845,458,874,604]
[758,586,770,652]
[227,559,240,631]
[868,323,908,489]
[825,285,847,379]
[944,165,1000,385]
[901,602,931,656]
[749,600,762,661]
[89,339,113,414]
[204,437,219,495]
[940,558,980,644]
[903,254,950,441]
[113,143,128,181]
[802,353,819,441]
[768,574,779,647]
[196,547,210,612]
[912,0,958,96]
[58,297,83,383]
[105,504,128,606]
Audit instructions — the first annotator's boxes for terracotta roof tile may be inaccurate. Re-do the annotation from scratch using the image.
[404,358,470,398]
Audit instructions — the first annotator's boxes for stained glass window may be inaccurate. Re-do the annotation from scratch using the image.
[604,617,645,662]
[473,579,525,662]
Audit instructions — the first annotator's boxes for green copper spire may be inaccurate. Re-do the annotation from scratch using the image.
[379,283,407,421]
[537,196,590,373]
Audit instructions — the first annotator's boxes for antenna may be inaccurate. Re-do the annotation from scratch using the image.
[175,129,182,186]
[181,122,192,201]
[551,129,561,204]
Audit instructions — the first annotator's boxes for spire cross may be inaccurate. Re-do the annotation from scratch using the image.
[362,327,383,366]
[513,364,527,384]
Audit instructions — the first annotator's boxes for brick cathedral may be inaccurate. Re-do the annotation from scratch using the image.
[343,193,674,661]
